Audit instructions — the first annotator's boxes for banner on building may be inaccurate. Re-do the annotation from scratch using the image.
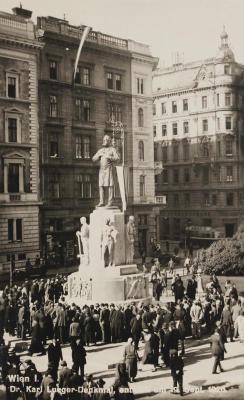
[73,26,91,82]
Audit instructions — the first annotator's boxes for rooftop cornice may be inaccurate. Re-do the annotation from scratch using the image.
[0,33,44,50]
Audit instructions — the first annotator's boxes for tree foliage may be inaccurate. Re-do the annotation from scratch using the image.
[195,225,244,275]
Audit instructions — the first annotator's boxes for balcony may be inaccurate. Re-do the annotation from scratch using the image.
[0,193,38,203]
[46,116,65,127]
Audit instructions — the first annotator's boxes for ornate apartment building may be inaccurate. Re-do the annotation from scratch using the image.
[0,7,42,271]
[153,30,244,252]
[36,16,158,264]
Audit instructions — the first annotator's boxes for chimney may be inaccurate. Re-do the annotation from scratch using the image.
[12,5,32,19]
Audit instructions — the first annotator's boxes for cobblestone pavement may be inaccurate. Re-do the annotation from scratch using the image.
[1,334,243,400]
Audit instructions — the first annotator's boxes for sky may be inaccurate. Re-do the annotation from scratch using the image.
[2,0,244,67]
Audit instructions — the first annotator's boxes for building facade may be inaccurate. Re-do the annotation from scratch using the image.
[153,30,244,253]
[0,7,42,271]
[36,16,158,265]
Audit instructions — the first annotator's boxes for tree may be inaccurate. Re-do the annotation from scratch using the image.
[196,225,244,275]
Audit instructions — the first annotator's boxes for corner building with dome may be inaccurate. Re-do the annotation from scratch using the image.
[153,29,244,253]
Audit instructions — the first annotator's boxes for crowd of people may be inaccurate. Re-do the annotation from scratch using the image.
[0,263,244,399]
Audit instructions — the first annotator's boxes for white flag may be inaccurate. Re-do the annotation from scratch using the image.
[73,26,91,82]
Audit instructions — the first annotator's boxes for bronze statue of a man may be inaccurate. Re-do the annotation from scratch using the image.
[92,135,120,207]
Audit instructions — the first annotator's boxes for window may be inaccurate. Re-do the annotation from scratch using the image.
[138,214,147,225]
[49,61,57,80]
[137,77,144,94]
[139,175,145,197]
[160,216,170,240]
[83,100,91,122]
[161,103,166,114]
[183,99,188,111]
[172,101,177,113]
[217,117,220,131]
[107,72,113,89]
[75,67,81,84]
[224,64,230,75]
[49,134,59,157]
[217,93,220,106]
[172,122,178,135]
[75,136,91,159]
[49,218,63,232]
[75,99,82,120]
[7,76,17,98]
[8,118,17,142]
[226,166,233,182]
[226,192,234,206]
[172,143,179,162]
[217,140,221,157]
[225,139,233,156]
[212,194,217,206]
[49,174,60,199]
[184,168,190,183]
[203,193,210,206]
[138,108,144,127]
[49,96,57,117]
[184,193,190,207]
[225,93,231,106]
[153,125,157,137]
[115,74,121,91]
[173,218,180,238]
[202,96,207,109]
[183,141,190,161]
[202,119,208,132]
[76,174,91,198]
[183,121,189,134]
[162,169,168,184]
[8,219,22,242]
[173,169,179,184]
[153,104,156,115]
[173,193,179,207]
[83,68,90,85]
[202,166,209,184]
[8,164,19,193]
[108,103,122,122]
[225,116,232,130]
[162,146,168,163]
[138,141,144,161]
[162,124,167,136]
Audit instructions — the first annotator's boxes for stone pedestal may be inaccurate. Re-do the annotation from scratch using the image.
[89,207,126,269]
[68,206,150,305]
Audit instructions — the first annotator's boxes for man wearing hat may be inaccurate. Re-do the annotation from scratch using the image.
[170,349,184,396]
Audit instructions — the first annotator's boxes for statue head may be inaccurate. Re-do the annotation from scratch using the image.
[80,217,87,225]
[129,216,135,224]
[102,135,111,147]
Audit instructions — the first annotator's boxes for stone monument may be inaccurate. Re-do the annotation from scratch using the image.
[68,135,150,304]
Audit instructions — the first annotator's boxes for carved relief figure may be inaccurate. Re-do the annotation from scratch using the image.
[76,217,90,265]
[126,216,136,264]
[101,218,118,267]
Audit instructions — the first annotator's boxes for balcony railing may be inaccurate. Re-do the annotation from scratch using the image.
[9,194,21,201]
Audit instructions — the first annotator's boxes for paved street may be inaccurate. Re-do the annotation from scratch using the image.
[1,335,243,400]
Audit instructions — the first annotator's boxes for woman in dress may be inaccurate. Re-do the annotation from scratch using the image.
[123,338,138,382]
[28,319,46,356]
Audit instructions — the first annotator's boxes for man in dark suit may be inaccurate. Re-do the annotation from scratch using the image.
[100,303,111,344]
[170,349,184,396]
[210,327,226,374]
[58,360,72,388]
[221,304,234,342]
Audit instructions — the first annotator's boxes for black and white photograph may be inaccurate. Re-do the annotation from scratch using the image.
[0,0,244,399]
